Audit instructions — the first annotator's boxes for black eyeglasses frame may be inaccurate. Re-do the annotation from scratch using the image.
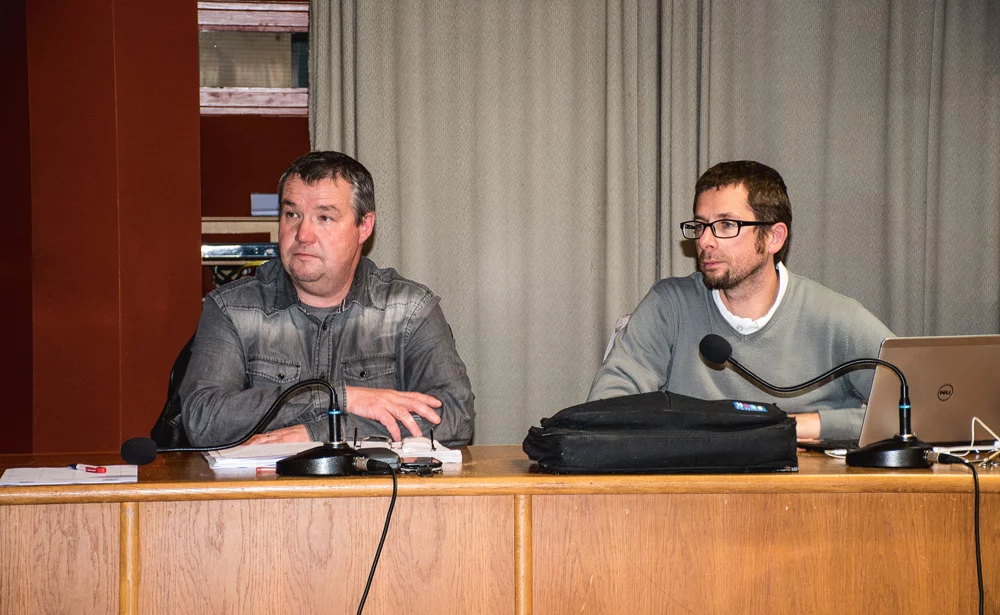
[678,219,774,240]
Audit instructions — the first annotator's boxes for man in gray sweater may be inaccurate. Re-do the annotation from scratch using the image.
[588,161,892,442]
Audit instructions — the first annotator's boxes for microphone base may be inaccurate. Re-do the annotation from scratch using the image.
[275,441,359,477]
[845,435,931,469]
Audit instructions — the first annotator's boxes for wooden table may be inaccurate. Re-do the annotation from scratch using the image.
[1,446,996,614]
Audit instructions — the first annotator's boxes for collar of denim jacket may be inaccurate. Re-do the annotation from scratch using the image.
[267,255,373,314]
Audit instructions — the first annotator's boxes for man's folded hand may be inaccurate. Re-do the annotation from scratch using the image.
[345,386,442,441]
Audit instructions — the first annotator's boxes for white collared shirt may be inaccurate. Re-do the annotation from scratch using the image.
[712,262,788,335]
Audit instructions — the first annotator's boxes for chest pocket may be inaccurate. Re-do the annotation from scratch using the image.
[342,354,398,389]
[248,356,302,386]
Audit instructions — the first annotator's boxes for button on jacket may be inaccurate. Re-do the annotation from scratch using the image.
[181,257,474,447]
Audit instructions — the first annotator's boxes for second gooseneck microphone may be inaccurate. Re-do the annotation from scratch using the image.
[699,334,930,468]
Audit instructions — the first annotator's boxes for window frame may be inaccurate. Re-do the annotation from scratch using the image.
[198,1,308,116]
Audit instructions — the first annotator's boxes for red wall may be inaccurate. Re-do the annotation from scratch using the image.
[0,0,33,453]
[7,0,303,454]
[115,1,205,442]
[201,115,310,217]
[24,0,202,453]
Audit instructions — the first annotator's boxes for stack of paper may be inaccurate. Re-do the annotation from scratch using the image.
[0,466,138,486]
[205,443,311,469]
[205,438,462,470]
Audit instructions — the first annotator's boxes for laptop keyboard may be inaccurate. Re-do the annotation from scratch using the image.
[798,440,859,452]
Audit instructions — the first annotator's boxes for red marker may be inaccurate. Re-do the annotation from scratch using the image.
[69,464,107,474]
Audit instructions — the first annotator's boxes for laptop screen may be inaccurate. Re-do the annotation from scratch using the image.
[860,335,1000,446]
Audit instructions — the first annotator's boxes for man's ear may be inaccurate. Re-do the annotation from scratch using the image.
[358,212,375,244]
[766,222,788,256]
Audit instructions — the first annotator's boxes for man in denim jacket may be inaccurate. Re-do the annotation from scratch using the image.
[181,152,474,447]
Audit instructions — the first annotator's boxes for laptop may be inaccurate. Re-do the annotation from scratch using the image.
[809,335,1000,450]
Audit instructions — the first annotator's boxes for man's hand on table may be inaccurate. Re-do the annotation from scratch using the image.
[345,386,442,441]
[245,424,309,445]
[789,412,821,442]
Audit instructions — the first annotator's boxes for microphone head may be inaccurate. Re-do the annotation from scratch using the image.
[700,334,732,366]
[121,437,158,465]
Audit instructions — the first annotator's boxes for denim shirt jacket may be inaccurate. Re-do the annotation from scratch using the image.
[180,256,475,447]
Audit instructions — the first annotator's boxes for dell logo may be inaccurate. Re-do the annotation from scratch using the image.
[937,385,954,401]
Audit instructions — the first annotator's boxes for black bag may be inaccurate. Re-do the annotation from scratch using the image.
[522,391,797,473]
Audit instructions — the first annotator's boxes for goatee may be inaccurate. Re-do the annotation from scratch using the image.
[698,255,769,291]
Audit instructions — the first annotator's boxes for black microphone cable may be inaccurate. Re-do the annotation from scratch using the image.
[703,333,984,609]
[121,378,337,464]
[167,378,337,452]
[124,381,404,614]
[353,459,399,615]
[925,451,983,615]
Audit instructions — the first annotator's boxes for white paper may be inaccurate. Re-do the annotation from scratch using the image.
[0,465,138,486]
[358,439,463,464]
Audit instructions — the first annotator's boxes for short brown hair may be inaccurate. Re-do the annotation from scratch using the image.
[277,151,375,225]
[694,160,792,264]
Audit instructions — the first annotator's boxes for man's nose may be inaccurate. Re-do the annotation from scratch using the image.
[295,218,316,243]
[697,226,718,250]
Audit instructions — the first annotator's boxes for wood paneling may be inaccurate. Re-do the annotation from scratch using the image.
[26,0,120,453]
[0,503,118,615]
[0,0,32,453]
[0,448,997,614]
[0,447,994,505]
[23,0,202,453]
[532,491,998,614]
[138,496,514,614]
[112,0,203,443]
[120,502,139,615]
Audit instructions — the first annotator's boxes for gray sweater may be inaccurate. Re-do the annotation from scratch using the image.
[588,271,893,440]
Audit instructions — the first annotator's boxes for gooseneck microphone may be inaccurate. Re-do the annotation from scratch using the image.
[120,379,394,476]
[121,378,338,465]
[699,334,930,468]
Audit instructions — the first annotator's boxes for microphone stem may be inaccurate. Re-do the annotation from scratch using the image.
[727,356,911,434]
[899,385,913,438]
[325,382,343,444]
[328,408,343,443]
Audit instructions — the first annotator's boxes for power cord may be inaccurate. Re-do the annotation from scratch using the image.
[356,462,398,615]
[816,424,990,613]
[926,451,983,615]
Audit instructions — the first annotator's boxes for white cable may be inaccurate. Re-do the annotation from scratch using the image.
[929,417,1000,459]
[817,418,1000,462]
[971,416,1000,445]
[933,445,984,457]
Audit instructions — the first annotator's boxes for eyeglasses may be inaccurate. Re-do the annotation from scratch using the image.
[679,219,774,240]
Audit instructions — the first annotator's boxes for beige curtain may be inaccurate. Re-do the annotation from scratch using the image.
[310,0,1000,444]
[698,0,1000,335]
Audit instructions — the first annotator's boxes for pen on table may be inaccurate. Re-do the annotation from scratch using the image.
[69,464,107,474]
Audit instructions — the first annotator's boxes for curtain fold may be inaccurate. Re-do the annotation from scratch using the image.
[309,0,356,153]
[310,0,999,444]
